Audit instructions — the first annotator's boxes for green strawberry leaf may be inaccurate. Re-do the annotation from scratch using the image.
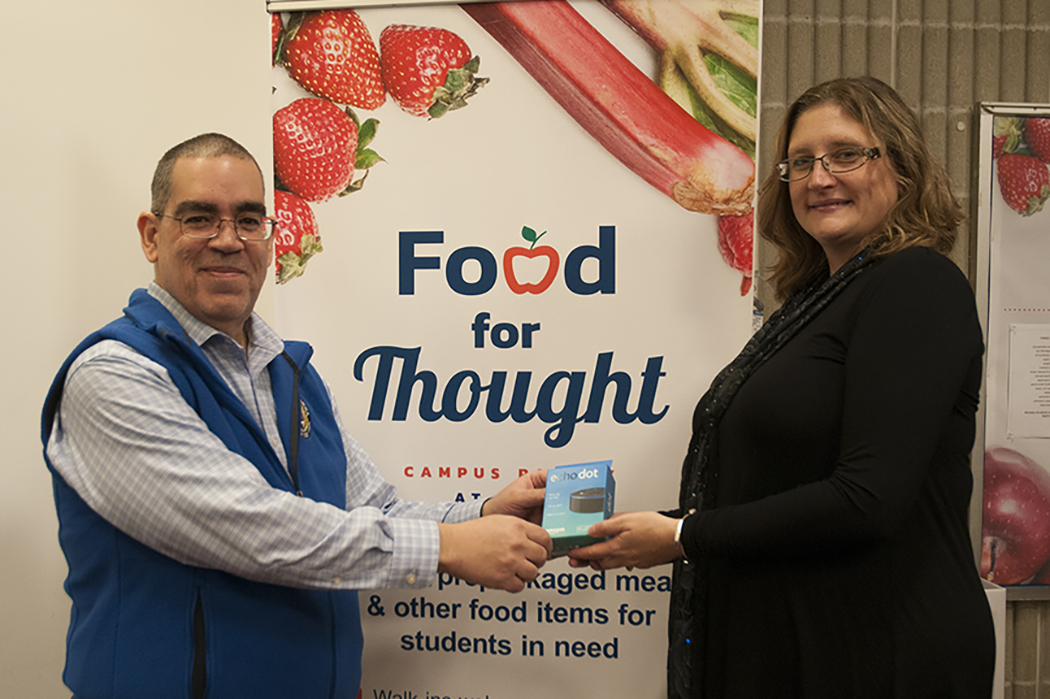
[357,118,379,150]
[354,149,384,170]
[428,55,489,120]
[428,101,451,120]
[339,170,370,197]
[274,12,308,66]
[1025,184,1050,216]
[300,232,323,260]
[445,68,474,94]
[345,106,361,130]
[993,116,1025,156]
[285,12,307,36]
[347,114,382,173]
[276,233,323,285]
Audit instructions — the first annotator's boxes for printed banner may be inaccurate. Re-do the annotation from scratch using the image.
[269,1,761,696]
[978,106,1050,588]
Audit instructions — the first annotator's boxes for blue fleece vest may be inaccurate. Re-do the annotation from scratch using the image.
[41,289,363,699]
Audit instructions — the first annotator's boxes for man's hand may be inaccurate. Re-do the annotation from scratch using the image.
[481,469,546,524]
[566,512,681,571]
[438,516,552,592]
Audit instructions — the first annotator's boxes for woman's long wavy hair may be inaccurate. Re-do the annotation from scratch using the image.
[757,76,963,301]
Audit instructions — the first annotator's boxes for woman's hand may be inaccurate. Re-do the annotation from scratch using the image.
[566,511,682,571]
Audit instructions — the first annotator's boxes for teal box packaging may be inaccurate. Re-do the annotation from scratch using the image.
[542,460,615,556]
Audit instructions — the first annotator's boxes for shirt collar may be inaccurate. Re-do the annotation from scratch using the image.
[146,281,284,360]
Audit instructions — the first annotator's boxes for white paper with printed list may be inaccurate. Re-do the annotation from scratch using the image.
[1008,324,1050,439]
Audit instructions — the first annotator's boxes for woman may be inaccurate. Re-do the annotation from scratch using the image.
[568,76,996,698]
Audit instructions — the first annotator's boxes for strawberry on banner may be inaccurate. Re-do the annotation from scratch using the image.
[380,24,489,118]
[993,115,1050,216]
[1026,115,1050,161]
[274,190,323,284]
[279,10,386,109]
[274,99,358,202]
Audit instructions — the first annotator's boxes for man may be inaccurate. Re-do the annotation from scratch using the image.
[41,133,552,699]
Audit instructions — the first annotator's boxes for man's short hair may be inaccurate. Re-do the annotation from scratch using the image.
[150,133,262,214]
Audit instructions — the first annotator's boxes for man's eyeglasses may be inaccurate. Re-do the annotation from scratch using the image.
[776,146,881,182]
[156,213,276,241]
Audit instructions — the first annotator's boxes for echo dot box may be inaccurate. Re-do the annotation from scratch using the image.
[542,460,615,556]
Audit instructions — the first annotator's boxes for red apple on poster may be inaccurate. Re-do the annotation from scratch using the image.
[981,447,1050,584]
[1034,559,1050,585]
[503,226,559,294]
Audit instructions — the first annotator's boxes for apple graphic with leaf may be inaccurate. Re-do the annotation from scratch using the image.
[503,226,559,294]
[981,447,1050,584]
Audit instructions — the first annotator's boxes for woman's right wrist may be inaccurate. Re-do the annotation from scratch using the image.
[675,509,697,560]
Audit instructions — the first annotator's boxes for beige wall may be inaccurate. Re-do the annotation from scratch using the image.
[1,0,1047,696]
[0,1,269,695]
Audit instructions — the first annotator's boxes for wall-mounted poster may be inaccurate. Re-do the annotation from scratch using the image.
[267,1,761,696]
[975,103,1050,593]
